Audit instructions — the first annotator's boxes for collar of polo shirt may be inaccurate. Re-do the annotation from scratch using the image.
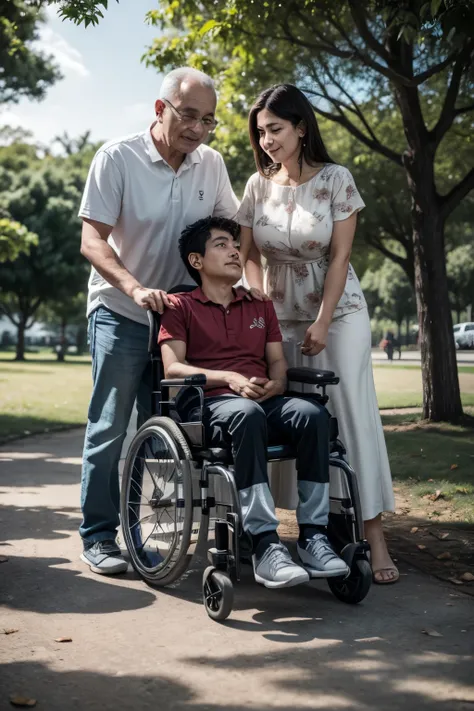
[191,287,246,304]
[143,123,203,166]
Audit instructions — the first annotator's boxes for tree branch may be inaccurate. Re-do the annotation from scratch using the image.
[440,167,474,219]
[303,87,403,166]
[454,102,474,116]
[432,39,474,146]
[348,0,395,67]
[413,49,462,85]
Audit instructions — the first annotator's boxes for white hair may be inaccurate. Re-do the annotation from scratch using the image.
[159,67,215,101]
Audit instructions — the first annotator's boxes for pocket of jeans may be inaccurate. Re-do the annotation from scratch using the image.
[88,310,97,361]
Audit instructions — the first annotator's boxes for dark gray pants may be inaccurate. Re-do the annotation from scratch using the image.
[201,395,330,536]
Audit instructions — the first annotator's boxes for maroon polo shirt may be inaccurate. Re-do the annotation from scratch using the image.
[158,287,282,397]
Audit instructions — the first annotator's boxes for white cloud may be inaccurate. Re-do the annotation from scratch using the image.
[34,27,89,78]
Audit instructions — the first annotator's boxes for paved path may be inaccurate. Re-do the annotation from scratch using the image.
[371,349,474,365]
[1,429,473,711]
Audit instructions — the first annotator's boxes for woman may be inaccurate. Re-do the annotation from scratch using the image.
[238,84,398,584]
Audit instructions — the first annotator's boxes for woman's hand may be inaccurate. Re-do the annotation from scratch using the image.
[301,320,329,356]
[244,287,270,302]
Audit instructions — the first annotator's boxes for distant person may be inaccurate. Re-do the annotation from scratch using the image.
[78,67,239,575]
[238,84,398,585]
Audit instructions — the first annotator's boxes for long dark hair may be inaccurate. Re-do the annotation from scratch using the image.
[249,84,335,177]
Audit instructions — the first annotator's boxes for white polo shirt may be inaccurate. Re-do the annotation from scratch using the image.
[78,126,240,324]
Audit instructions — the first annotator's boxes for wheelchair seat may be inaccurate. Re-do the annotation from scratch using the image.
[195,443,296,465]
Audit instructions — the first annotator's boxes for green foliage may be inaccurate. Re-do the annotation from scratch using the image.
[45,0,119,26]
[447,243,474,318]
[361,259,417,327]
[0,138,92,358]
[0,218,38,263]
[0,0,61,104]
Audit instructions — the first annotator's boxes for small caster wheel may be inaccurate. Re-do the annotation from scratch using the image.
[327,558,372,604]
[202,566,234,621]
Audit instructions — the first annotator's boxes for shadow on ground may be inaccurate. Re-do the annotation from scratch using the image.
[0,504,81,543]
[1,634,473,711]
[0,554,155,615]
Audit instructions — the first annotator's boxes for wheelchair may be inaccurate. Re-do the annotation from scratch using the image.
[120,291,372,621]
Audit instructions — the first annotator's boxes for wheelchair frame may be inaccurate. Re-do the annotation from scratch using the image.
[120,308,371,621]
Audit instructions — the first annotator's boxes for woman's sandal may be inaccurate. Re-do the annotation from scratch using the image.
[372,567,400,585]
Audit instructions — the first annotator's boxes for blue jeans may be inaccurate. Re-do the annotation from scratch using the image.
[80,307,152,545]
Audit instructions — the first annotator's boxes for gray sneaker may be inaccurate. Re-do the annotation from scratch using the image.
[253,543,310,589]
[297,534,350,578]
[81,540,128,575]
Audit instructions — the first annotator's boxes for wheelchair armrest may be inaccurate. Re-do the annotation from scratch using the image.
[161,374,207,387]
[287,366,339,386]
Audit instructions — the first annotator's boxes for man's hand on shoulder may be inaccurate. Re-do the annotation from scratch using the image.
[256,378,286,403]
[226,373,268,399]
[131,286,176,314]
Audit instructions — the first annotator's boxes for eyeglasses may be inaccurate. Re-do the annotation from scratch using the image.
[164,99,218,132]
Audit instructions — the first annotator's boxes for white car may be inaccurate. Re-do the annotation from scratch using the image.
[453,322,474,349]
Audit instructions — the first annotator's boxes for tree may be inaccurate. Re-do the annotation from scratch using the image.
[39,291,88,358]
[362,259,417,344]
[447,244,474,323]
[145,0,474,422]
[0,158,89,360]
[0,0,61,104]
[30,1,119,27]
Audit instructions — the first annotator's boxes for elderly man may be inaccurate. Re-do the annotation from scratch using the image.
[79,67,239,574]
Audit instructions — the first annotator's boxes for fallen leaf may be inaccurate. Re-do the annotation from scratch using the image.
[9,696,37,708]
[417,544,427,550]
[432,490,444,501]
[410,527,419,534]
[0,556,8,563]
[450,464,459,470]
[4,629,19,635]
[437,552,451,561]
[428,478,434,482]
[422,628,443,637]
[430,531,449,540]
[456,487,468,495]
[459,572,474,582]
[54,637,72,643]
[448,577,464,585]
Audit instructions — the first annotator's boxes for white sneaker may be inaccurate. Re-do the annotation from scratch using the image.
[297,534,350,578]
[253,543,309,589]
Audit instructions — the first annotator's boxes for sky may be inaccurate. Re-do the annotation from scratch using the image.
[0,1,164,147]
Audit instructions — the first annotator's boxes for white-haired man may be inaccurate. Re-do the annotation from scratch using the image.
[78,67,240,574]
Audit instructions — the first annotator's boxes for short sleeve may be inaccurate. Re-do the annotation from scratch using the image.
[265,302,283,343]
[331,167,365,222]
[158,298,188,345]
[236,175,257,228]
[78,149,124,226]
[212,154,240,220]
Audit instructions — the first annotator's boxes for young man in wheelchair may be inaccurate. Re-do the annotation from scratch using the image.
[158,216,349,589]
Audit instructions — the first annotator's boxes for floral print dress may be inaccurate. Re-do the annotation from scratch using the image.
[237,163,367,328]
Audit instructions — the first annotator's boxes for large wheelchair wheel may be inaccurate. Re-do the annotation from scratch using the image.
[327,558,372,604]
[120,416,195,586]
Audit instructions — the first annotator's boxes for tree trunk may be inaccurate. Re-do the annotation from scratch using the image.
[405,315,410,346]
[456,309,461,324]
[15,319,26,361]
[412,209,462,421]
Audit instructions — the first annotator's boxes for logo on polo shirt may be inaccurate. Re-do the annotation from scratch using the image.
[198,190,204,200]
[250,317,265,329]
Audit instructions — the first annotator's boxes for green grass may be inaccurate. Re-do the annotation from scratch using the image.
[373,366,474,408]
[0,352,92,441]
[374,364,474,374]
[382,414,474,522]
